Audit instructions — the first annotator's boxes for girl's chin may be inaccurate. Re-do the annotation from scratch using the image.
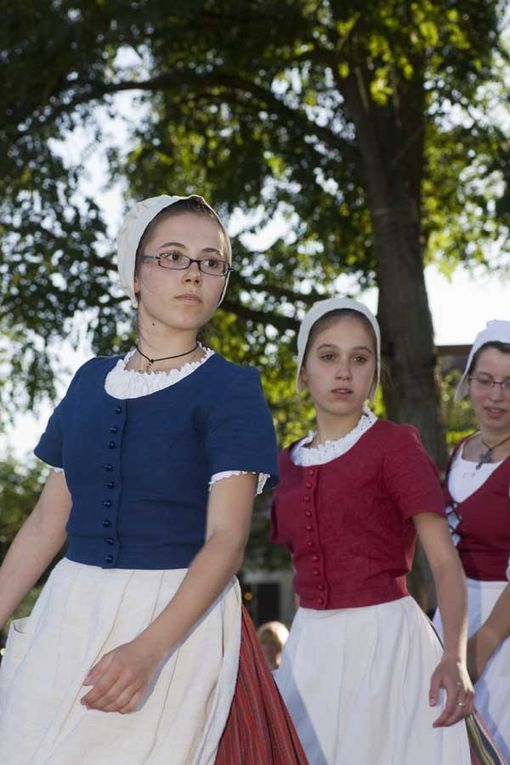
[139,311,207,332]
[317,400,365,417]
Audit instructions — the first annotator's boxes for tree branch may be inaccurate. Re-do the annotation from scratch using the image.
[220,299,298,333]
[40,68,357,162]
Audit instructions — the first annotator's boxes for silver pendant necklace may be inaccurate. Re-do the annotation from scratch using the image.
[476,433,510,469]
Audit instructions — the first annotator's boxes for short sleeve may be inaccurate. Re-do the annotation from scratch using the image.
[383,425,445,520]
[210,471,269,494]
[34,399,68,468]
[33,360,91,469]
[201,366,278,490]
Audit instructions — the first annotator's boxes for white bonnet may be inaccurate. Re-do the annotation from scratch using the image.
[455,319,510,400]
[296,296,381,399]
[117,194,232,307]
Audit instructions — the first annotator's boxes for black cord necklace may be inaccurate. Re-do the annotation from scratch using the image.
[476,433,510,469]
[135,342,199,371]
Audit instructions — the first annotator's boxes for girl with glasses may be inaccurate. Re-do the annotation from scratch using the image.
[0,195,306,764]
[434,320,510,761]
[270,297,473,764]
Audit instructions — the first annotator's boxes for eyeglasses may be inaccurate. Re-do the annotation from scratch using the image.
[468,375,510,393]
[143,251,233,277]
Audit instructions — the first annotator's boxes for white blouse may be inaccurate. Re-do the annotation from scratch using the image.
[291,406,378,466]
[448,448,502,503]
[104,346,216,399]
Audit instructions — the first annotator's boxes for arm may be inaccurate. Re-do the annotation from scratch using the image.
[0,470,71,629]
[413,512,474,727]
[467,582,510,682]
[81,473,256,713]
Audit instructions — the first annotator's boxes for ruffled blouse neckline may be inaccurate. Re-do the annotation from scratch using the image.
[104,344,215,399]
[291,406,378,466]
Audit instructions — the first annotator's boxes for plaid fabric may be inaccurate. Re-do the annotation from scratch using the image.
[216,607,308,764]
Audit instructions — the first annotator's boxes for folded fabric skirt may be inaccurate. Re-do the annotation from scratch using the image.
[0,558,241,765]
[217,605,308,764]
[276,595,471,765]
[434,578,510,763]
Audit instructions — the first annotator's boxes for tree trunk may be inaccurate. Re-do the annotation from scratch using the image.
[340,67,447,468]
[372,201,447,466]
[340,66,446,611]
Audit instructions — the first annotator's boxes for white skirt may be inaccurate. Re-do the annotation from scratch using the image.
[0,559,241,765]
[434,577,510,763]
[275,596,470,765]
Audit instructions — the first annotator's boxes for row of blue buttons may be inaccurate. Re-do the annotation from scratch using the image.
[103,405,123,564]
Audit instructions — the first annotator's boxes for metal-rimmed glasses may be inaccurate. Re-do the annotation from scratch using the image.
[468,375,510,394]
[142,251,233,277]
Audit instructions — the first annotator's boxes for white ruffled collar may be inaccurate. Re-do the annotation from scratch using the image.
[104,344,215,399]
[291,406,378,466]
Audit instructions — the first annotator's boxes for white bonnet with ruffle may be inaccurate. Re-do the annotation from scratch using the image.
[296,296,381,400]
[117,194,232,307]
[455,319,510,400]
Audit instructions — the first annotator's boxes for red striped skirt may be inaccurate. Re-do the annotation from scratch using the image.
[216,607,308,764]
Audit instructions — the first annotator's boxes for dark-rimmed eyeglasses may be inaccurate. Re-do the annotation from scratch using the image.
[143,251,233,277]
[468,375,510,393]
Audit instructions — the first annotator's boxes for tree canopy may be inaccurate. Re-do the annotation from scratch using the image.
[1,0,509,458]
[0,455,45,562]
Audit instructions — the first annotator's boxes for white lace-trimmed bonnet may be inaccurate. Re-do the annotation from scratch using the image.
[117,194,232,308]
[296,296,381,399]
[455,319,510,400]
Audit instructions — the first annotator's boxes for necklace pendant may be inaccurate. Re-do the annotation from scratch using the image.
[476,448,492,469]
[135,342,199,370]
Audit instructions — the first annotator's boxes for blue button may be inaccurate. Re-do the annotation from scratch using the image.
[110,425,118,434]
[115,406,122,414]
[104,464,113,472]
[105,537,114,545]
[102,519,111,528]
[108,441,116,449]
[103,499,112,508]
[106,481,114,489]
[105,555,114,564]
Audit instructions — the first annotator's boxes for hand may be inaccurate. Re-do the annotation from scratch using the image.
[429,656,474,727]
[80,639,163,714]
[467,625,499,683]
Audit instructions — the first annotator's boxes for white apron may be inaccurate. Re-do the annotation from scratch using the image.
[276,596,471,765]
[434,577,510,763]
[0,559,241,765]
